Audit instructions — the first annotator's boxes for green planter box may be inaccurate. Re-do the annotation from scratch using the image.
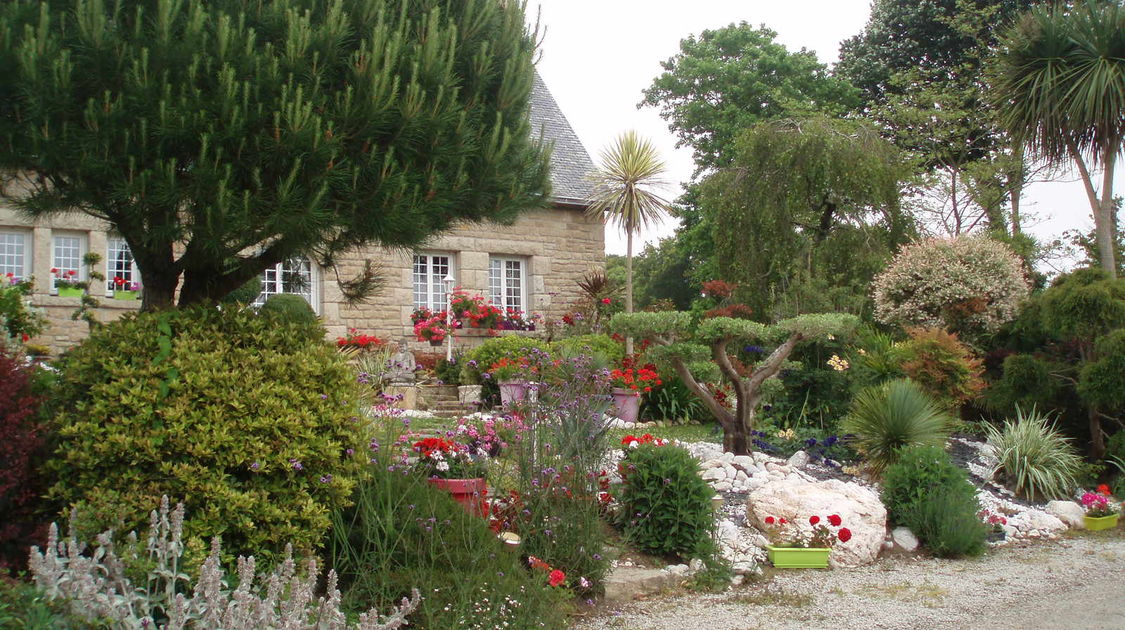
[57,286,83,298]
[113,290,138,300]
[1084,514,1120,531]
[765,545,831,568]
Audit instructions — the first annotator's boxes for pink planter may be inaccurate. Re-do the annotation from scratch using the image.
[611,387,642,424]
[428,477,487,516]
[498,380,529,405]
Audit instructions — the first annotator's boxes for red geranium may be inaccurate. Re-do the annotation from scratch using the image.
[548,569,566,587]
[809,516,820,526]
[827,514,842,527]
[837,528,852,543]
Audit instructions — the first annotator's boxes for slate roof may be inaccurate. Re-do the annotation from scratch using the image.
[529,72,596,207]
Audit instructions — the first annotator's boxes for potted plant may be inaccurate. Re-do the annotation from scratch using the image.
[51,267,83,297]
[761,514,852,568]
[978,509,1008,542]
[496,308,538,331]
[413,314,452,346]
[412,436,489,515]
[487,356,536,404]
[111,276,141,300]
[609,363,661,424]
[1081,485,1121,531]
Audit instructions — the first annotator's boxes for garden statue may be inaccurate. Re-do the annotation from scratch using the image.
[385,341,417,385]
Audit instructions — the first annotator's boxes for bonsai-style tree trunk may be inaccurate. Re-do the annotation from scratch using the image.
[611,312,858,455]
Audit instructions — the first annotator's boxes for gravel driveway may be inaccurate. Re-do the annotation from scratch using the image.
[570,532,1125,630]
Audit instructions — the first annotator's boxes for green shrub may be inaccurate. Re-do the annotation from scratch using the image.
[881,446,984,558]
[328,465,567,629]
[985,406,1083,500]
[47,307,363,566]
[881,445,976,527]
[641,375,705,423]
[0,279,47,342]
[841,379,954,474]
[551,333,623,366]
[219,276,263,305]
[909,490,987,558]
[461,335,552,404]
[0,576,105,629]
[259,293,318,325]
[616,443,715,559]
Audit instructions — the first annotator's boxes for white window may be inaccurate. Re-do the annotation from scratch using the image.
[52,233,87,293]
[106,236,141,294]
[255,256,318,312]
[0,230,31,281]
[413,253,453,311]
[489,256,527,313]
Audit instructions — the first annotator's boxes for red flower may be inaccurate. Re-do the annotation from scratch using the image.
[764,516,775,525]
[548,569,566,587]
[778,518,787,525]
[809,516,820,526]
[837,528,852,543]
[601,297,611,304]
[1098,484,1112,496]
[827,514,842,527]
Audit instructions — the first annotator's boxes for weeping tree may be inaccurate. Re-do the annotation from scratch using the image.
[0,0,551,310]
[611,311,858,455]
[700,117,912,320]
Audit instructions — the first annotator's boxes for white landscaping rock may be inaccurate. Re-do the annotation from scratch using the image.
[747,478,887,568]
[1008,509,1067,536]
[787,450,809,469]
[1046,500,1087,529]
[891,526,919,552]
[701,468,726,481]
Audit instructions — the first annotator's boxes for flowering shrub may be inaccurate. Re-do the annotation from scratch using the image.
[337,328,384,351]
[497,308,538,331]
[453,414,529,457]
[872,235,1029,340]
[46,307,364,566]
[1081,485,1120,517]
[448,289,505,328]
[761,514,851,547]
[487,356,536,382]
[412,437,488,479]
[977,509,1008,532]
[621,433,666,448]
[30,497,420,629]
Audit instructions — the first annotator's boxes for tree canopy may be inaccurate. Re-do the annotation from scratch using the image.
[640,22,859,172]
[701,117,911,320]
[0,0,551,309]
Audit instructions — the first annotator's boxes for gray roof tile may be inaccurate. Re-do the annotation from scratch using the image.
[529,72,596,206]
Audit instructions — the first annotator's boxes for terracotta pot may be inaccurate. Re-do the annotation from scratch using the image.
[428,477,487,516]
[611,387,642,424]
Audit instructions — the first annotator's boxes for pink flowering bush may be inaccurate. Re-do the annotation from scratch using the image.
[872,235,1030,340]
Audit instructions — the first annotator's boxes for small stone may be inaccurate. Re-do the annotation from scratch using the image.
[787,450,809,468]
[701,468,726,481]
[714,481,732,491]
[891,526,919,552]
[732,455,755,470]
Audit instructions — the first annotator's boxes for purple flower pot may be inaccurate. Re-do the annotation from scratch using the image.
[611,387,641,424]
[499,380,529,405]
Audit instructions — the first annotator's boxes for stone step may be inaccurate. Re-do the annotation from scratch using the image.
[602,567,686,605]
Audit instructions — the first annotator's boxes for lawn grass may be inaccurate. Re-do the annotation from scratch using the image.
[606,422,722,445]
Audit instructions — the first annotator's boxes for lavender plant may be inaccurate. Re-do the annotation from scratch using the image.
[29,496,419,629]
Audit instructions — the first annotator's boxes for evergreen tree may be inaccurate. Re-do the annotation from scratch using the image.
[0,0,550,309]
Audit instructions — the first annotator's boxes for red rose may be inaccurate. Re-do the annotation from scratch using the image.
[837,528,852,543]
[828,514,842,527]
[809,516,820,526]
[548,569,566,587]
[764,516,775,525]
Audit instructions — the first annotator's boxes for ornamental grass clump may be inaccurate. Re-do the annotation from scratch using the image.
[30,497,419,629]
[46,307,365,567]
[985,406,1083,500]
[616,439,715,559]
[842,379,954,474]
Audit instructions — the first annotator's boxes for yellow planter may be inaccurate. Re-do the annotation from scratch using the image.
[765,545,830,568]
[1084,514,1119,531]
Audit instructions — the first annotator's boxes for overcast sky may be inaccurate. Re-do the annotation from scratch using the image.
[529,0,1122,266]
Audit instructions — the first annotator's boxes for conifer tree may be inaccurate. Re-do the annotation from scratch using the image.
[0,0,551,309]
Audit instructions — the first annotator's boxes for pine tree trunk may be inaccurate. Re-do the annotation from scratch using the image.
[139,269,179,312]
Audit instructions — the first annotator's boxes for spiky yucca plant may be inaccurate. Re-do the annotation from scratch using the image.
[842,379,954,475]
[985,406,1083,500]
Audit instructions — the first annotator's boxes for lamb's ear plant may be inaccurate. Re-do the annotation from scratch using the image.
[29,496,420,629]
[985,406,1083,500]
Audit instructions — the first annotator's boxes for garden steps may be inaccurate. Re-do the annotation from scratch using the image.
[416,384,477,418]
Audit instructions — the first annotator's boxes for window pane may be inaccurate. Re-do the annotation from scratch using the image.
[255,257,315,310]
[106,237,138,293]
[413,254,451,310]
[488,257,525,312]
[52,235,84,289]
[0,232,27,280]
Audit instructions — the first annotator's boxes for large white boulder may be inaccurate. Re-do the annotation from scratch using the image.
[1045,500,1086,529]
[747,478,887,568]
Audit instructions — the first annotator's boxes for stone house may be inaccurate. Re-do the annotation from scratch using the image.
[0,74,604,354]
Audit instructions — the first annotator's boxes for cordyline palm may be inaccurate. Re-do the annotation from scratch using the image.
[587,131,671,355]
[990,0,1125,277]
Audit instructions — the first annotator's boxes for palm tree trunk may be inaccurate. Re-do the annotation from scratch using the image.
[625,230,634,356]
[1068,139,1115,278]
[1098,145,1118,278]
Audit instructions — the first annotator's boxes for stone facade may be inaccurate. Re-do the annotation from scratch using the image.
[0,203,604,354]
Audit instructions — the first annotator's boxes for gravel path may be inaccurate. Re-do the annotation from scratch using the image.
[570,532,1125,630]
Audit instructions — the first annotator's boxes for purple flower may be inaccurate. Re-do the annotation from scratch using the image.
[319,474,332,483]
[250,461,260,471]
[289,459,303,471]
[345,448,354,456]
[320,394,328,400]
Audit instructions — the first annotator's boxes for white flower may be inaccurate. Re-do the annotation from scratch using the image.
[436,461,450,472]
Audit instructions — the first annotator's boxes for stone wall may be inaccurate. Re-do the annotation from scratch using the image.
[1,203,605,355]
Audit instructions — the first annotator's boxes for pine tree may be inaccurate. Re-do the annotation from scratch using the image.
[0,0,551,309]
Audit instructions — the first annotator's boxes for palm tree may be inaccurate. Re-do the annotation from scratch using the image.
[990,0,1125,277]
[587,131,671,354]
